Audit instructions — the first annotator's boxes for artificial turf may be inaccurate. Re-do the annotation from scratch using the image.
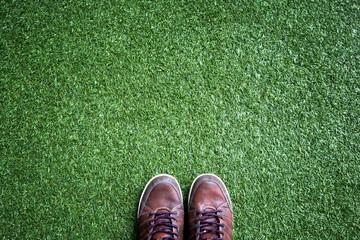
[1,0,359,239]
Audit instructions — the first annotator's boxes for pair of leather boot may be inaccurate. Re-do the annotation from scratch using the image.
[138,174,233,240]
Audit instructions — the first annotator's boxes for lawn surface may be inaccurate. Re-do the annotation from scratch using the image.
[1,0,359,239]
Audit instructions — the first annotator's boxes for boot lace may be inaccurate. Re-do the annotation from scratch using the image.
[147,212,179,240]
[195,210,224,240]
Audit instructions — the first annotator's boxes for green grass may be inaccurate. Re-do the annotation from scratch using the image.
[1,0,359,239]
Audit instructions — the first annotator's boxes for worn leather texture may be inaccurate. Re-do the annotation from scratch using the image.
[138,175,184,240]
[188,174,233,240]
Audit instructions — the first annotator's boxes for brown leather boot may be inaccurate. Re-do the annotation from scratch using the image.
[188,174,233,240]
[138,174,184,240]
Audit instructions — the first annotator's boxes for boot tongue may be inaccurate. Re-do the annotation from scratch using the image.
[200,208,219,239]
[153,233,170,240]
[153,209,174,240]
